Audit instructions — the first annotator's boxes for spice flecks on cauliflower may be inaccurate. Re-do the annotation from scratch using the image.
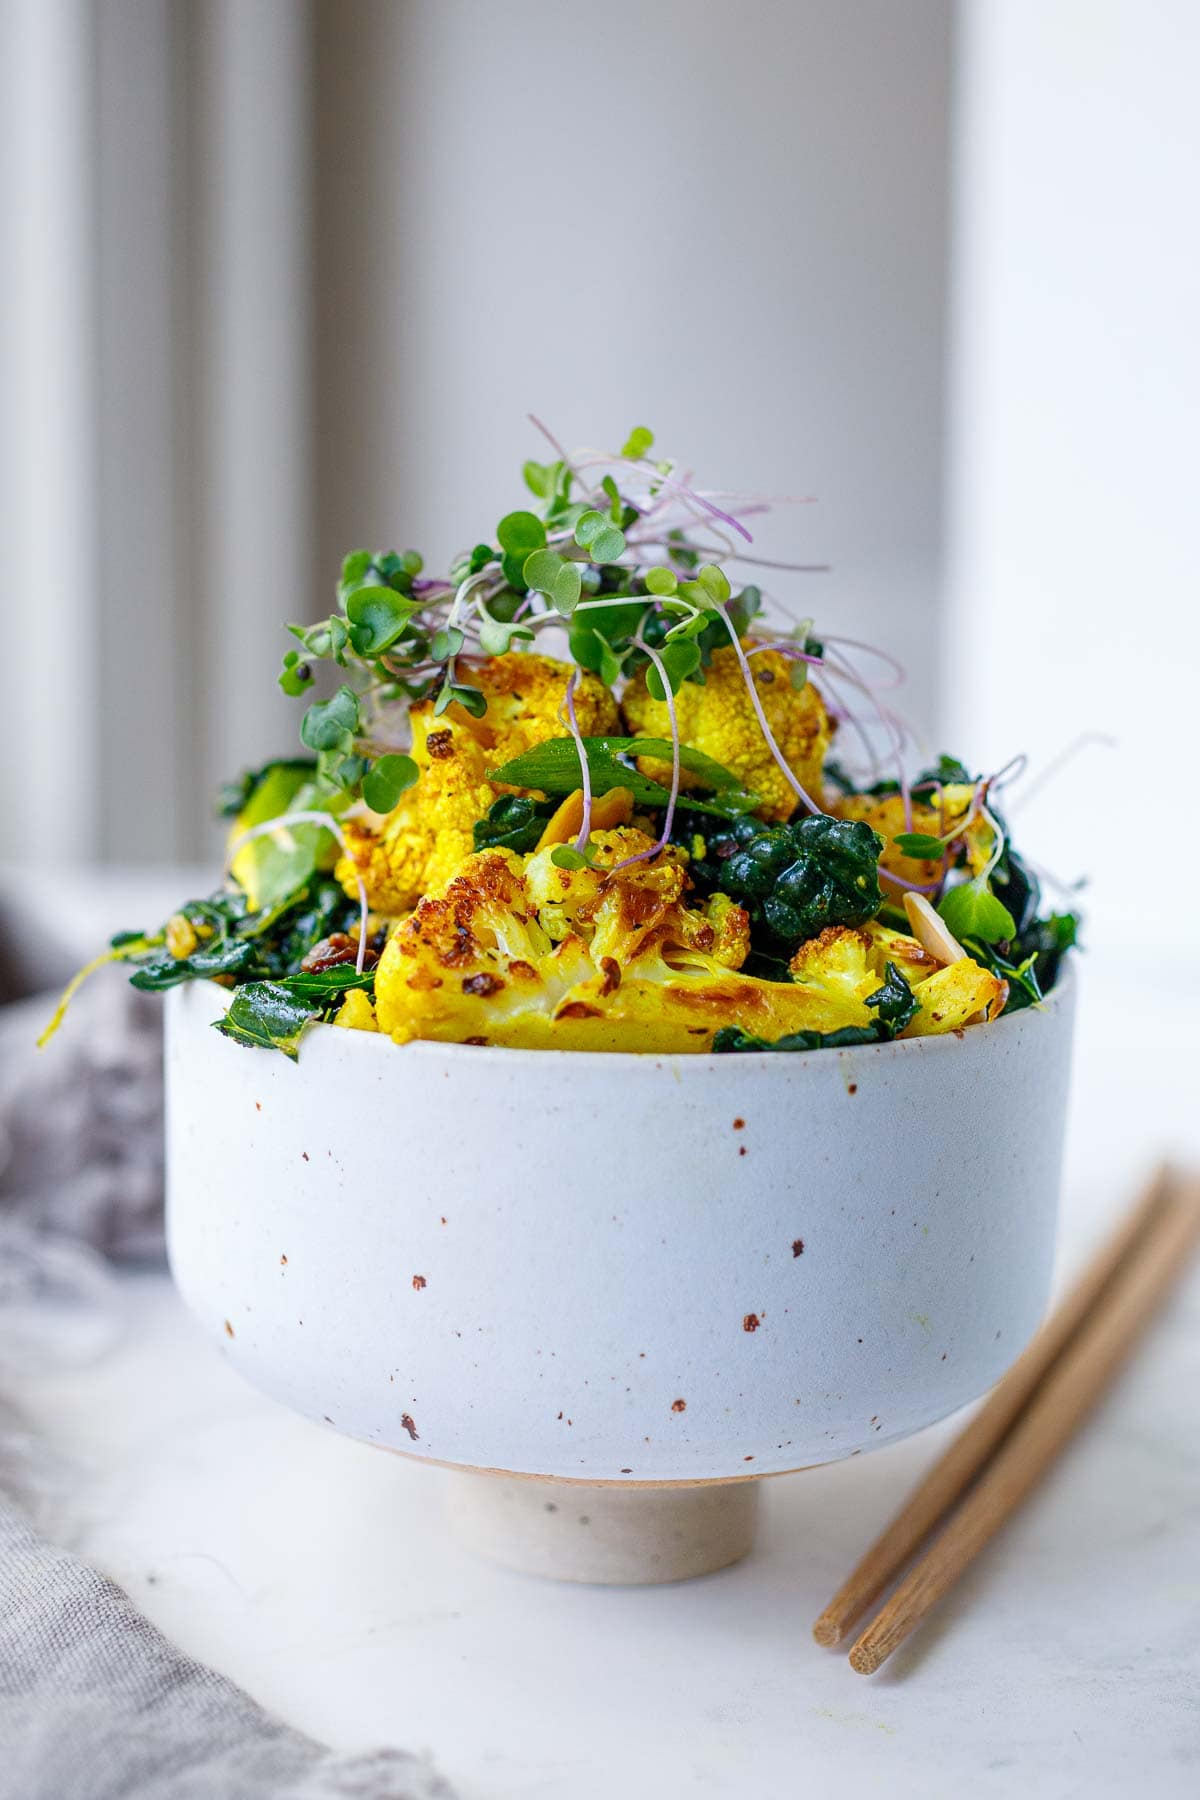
[335,654,620,916]
[622,643,832,823]
[832,783,995,887]
[373,833,1002,1052]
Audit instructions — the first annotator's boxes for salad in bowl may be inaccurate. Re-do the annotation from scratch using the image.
[47,422,1076,1058]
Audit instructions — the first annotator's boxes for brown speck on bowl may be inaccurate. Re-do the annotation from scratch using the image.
[791,1238,805,1257]
[412,1274,427,1291]
[743,1313,761,1332]
[400,1413,419,1441]
[671,1398,687,1413]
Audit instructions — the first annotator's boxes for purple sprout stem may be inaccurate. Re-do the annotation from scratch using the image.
[607,635,682,874]
[818,634,907,691]
[714,606,826,816]
[572,451,755,543]
[561,670,593,854]
[820,646,915,832]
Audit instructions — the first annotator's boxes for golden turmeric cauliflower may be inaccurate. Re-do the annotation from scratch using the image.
[787,923,1005,1035]
[621,642,832,823]
[833,782,995,887]
[373,830,1003,1052]
[335,653,619,916]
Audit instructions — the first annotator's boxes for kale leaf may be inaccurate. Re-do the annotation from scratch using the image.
[713,1023,888,1054]
[864,961,919,1034]
[717,815,885,948]
[214,966,373,1059]
[472,795,557,854]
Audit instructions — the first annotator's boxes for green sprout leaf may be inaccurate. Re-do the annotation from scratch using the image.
[938,880,1017,945]
[622,426,654,460]
[549,845,591,870]
[434,682,488,720]
[522,549,582,616]
[893,832,946,859]
[644,565,677,597]
[300,685,360,753]
[339,549,373,591]
[362,753,419,814]
[574,510,626,564]
[497,511,547,556]
[430,627,466,661]
[278,650,314,697]
[646,638,702,699]
[478,617,536,656]
[568,623,627,688]
[696,564,731,605]
[345,586,416,656]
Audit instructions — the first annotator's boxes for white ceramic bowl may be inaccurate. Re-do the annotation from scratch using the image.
[166,969,1074,1577]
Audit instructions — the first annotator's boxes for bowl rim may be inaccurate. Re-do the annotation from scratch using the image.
[174,956,1075,1074]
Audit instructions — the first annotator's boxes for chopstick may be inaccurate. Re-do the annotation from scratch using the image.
[812,1165,1200,1674]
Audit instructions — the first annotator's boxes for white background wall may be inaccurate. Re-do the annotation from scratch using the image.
[946,0,1200,954]
[314,0,954,751]
[1,0,954,864]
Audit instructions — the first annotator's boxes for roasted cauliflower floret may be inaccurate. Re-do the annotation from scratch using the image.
[621,643,832,822]
[787,923,1005,1036]
[833,783,995,887]
[336,653,620,916]
[373,832,998,1052]
[332,988,378,1032]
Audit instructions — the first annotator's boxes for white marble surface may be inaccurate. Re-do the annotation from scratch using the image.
[19,947,1200,1799]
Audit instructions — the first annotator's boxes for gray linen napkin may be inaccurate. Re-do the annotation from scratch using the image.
[0,1494,452,1800]
[0,944,457,1798]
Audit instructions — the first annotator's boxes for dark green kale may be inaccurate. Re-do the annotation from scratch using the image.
[215,966,373,1059]
[713,960,916,1052]
[990,839,1041,937]
[123,876,365,993]
[716,815,885,949]
[472,794,557,854]
[963,909,1079,1014]
[713,1023,888,1054]
[913,755,972,791]
[865,962,919,1034]
[669,809,762,893]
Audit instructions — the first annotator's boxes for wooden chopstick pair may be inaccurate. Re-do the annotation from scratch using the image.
[813,1163,1200,1675]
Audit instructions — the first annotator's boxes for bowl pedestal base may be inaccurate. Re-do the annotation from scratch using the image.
[445,1472,760,1585]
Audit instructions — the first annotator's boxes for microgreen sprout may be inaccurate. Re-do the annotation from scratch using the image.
[559,670,593,856]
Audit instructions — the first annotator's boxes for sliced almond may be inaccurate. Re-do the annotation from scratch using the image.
[903,891,967,966]
[535,785,635,851]
[536,789,585,850]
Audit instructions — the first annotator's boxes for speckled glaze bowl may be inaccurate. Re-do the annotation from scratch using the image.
[165,968,1074,1581]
